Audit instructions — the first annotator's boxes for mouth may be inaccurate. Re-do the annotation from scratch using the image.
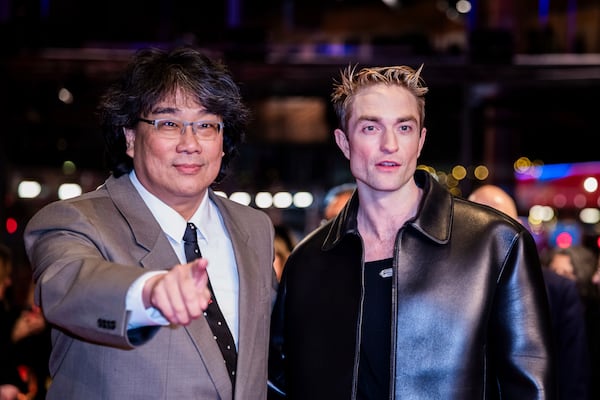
[377,161,400,167]
[174,163,203,174]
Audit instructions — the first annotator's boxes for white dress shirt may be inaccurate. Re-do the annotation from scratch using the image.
[125,171,239,346]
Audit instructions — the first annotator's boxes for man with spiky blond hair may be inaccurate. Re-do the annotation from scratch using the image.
[269,65,555,400]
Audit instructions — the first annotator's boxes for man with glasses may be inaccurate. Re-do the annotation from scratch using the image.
[24,47,276,400]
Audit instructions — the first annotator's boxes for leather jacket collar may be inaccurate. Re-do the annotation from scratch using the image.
[322,169,452,251]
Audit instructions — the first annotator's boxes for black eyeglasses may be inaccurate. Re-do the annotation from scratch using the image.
[138,118,224,141]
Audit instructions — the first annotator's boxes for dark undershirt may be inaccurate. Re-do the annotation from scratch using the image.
[357,258,393,400]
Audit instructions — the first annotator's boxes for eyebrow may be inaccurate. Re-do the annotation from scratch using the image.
[357,115,417,124]
[151,106,179,115]
[398,116,418,124]
[358,115,379,122]
[150,106,211,117]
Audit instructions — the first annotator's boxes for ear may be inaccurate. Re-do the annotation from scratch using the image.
[417,127,427,158]
[123,127,135,158]
[334,128,350,160]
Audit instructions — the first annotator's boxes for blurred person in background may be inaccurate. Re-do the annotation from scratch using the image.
[23,47,276,400]
[544,245,600,398]
[269,64,555,399]
[467,184,519,221]
[0,244,12,304]
[470,184,591,399]
[321,183,356,223]
[9,281,51,400]
[593,261,600,289]
[546,246,597,286]
[273,225,297,283]
[0,243,25,400]
[0,244,49,400]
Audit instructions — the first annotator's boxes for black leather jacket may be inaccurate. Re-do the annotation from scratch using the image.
[269,170,555,400]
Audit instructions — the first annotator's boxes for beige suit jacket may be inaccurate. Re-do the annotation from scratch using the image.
[24,174,277,400]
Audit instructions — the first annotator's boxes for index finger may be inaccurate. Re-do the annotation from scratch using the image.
[190,258,209,286]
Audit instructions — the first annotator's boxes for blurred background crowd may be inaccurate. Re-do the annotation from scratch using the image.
[2,0,600,398]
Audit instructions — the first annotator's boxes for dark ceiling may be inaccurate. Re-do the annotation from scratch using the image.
[3,0,600,264]
[2,0,600,186]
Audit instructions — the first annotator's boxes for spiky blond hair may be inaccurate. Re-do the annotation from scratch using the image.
[331,64,428,132]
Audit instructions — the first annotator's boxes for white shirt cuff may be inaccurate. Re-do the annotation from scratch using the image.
[126,270,170,329]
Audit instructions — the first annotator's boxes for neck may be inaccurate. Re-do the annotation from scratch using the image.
[358,186,421,238]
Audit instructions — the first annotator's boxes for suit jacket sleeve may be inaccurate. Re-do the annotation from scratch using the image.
[23,189,164,349]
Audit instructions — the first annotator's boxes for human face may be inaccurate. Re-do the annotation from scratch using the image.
[124,91,224,219]
[549,253,576,280]
[334,84,426,195]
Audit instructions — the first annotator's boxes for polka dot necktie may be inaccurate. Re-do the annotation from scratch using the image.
[183,222,238,388]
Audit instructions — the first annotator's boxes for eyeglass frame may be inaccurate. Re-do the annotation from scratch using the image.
[137,118,224,141]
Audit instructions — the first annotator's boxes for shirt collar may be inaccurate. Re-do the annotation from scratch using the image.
[128,170,214,244]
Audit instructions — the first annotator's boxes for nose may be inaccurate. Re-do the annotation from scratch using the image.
[380,129,399,153]
[177,124,202,151]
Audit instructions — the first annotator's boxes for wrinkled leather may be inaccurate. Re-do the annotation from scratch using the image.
[269,169,555,400]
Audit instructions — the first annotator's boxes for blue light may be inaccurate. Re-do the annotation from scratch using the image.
[535,163,573,181]
[41,0,50,18]
[538,0,550,25]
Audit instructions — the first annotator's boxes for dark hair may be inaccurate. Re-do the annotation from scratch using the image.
[544,245,599,300]
[97,46,250,183]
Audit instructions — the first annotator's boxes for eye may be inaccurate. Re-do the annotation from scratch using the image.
[197,122,214,130]
[195,122,223,135]
[397,122,417,134]
[361,124,380,135]
[158,119,182,130]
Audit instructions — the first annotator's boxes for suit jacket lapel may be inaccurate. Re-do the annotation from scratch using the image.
[106,177,253,399]
[210,191,262,349]
[178,192,258,399]
[209,191,264,397]
[105,174,178,271]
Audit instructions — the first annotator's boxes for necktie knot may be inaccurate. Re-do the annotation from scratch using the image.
[183,222,197,243]
[183,223,201,261]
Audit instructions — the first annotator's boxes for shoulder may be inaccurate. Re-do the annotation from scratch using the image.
[453,197,535,255]
[24,175,144,246]
[211,192,271,223]
[27,185,111,227]
[290,221,340,259]
[209,191,274,243]
[415,172,528,245]
[455,195,525,232]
